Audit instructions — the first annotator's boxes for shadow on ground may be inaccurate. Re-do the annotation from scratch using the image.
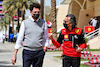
[0,50,11,53]
[0,61,10,64]
[0,61,21,67]
[0,65,21,67]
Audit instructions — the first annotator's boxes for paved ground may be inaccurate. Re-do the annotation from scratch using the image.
[1,41,98,67]
[0,42,22,67]
[0,42,62,67]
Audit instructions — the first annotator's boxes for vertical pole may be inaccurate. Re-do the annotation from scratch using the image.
[40,0,44,19]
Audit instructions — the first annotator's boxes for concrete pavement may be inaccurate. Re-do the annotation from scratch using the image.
[43,52,62,67]
[0,42,22,67]
[0,42,62,67]
[0,41,92,67]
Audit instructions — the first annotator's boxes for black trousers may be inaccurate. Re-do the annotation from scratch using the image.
[23,49,45,67]
[3,39,5,43]
[63,55,80,67]
[11,39,13,43]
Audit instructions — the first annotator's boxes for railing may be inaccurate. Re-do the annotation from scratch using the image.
[84,28,100,41]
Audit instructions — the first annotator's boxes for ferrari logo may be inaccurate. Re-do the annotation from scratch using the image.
[50,30,52,33]
[64,35,68,39]
[88,28,91,31]
[48,29,52,33]
[75,29,79,33]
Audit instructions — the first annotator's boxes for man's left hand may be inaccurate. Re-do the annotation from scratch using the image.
[76,45,83,52]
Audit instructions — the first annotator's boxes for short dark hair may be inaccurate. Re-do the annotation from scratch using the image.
[29,3,41,11]
[66,14,76,23]
[66,14,77,26]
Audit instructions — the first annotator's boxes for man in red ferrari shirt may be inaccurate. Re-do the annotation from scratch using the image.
[48,14,87,67]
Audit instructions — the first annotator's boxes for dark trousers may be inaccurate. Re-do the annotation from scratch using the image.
[11,39,13,43]
[23,49,45,67]
[63,55,80,67]
[3,39,5,43]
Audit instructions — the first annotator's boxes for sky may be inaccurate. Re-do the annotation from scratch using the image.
[25,0,64,17]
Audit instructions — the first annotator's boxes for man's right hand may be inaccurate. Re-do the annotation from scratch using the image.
[11,49,18,65]
[11,54,16,65]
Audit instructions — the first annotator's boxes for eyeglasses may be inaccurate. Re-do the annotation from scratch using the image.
[33,11,40,14]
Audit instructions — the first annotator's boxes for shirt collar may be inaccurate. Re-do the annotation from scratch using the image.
[30,16,39,22]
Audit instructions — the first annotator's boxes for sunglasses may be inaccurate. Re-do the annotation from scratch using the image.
[33,11,40,14]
